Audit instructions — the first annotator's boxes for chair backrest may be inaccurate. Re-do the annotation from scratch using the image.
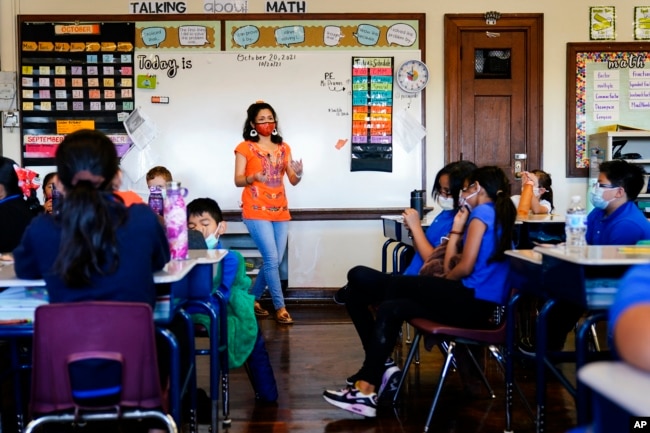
[30,302,164,416]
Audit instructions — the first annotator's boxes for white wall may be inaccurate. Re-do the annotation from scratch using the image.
[1,0,638,287]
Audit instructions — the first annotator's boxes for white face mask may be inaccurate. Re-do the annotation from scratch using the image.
[204,222,222,249]
[459,184,480,211]
[437,195,455,211]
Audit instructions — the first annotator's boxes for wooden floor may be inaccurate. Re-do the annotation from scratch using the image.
[195,302,581,433]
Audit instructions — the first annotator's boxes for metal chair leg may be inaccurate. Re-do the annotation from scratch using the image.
[393,332,421,404]
[423,342,456,433]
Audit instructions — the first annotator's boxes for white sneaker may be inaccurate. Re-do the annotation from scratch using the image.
[323,387,377,418]
[377,366,402,402]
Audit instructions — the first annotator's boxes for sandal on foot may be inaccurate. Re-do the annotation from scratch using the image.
[254,301,269,317]
[275,308,294,324]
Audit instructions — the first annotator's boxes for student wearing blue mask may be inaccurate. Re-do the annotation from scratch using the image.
[586,159,650,245]
[525,160,650,357]
[186,197,279,411]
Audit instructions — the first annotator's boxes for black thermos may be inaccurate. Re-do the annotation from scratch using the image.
[410,189,425,220]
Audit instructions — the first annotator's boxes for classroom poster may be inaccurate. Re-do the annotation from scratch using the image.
[350,56,394,172]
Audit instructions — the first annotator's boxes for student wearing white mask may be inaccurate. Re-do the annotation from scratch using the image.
[331,160,477,388]
[510,169,554,215]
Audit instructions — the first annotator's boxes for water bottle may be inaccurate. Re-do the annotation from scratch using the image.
[163,181,188,260]
[565,195,587,255]
[148,186,164,217]
[410,189,425,220]
[51,183,62,215]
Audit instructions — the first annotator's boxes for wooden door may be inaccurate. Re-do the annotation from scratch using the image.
[445,14,543,186]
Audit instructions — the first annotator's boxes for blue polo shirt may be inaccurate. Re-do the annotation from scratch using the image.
[608,264,650,352]
[586,200,650,246]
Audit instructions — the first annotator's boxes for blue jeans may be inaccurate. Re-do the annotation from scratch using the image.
[243,218,288,310]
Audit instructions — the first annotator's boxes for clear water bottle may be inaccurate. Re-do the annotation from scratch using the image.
[163,181,188,260]
[565,195,587,254]
[148,186,164,217]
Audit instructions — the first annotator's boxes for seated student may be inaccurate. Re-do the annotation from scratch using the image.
[568,263,650,433]
[41,172,57,214]
[187,197,278,406]
[586,159,650,245]
[112,168,146,207]
[610,263,650,372]
[324,166,516,417]
[0,157,39,253]
[529,160,650,354]
[511,169,554,214]
[332,160,477,384]
[13,129,170,306]
[147,165,173,191]
[146,165,206,249]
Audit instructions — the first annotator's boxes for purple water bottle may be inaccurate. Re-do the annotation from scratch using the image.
[148,186,164,217]
[163,181,188,260]
[51,183,62,215]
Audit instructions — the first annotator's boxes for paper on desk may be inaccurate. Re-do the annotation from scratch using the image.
[0,287,49,322]
[381,215,404,222]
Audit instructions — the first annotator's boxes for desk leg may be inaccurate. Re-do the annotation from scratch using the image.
[185,299,220,433]
[392,242,406,276]
[157,327,181,426]
[504,293,521,433]
[535,299,555,433]
[381,239,395,273]
[575,311,608,426]
[9,339,25,433]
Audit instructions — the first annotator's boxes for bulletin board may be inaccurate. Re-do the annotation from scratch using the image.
[17,14,427,215]
[566,42,650,177]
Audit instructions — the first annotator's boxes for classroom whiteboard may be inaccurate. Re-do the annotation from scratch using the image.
[130,50,424,210]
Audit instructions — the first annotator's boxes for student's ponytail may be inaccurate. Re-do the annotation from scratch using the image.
[53,130,127,287]
[470,166,517,261]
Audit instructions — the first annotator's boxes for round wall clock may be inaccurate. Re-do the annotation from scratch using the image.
[395,59,430,93]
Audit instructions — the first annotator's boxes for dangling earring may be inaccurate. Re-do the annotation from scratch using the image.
[249,129,258,137]
[272,128,278,136]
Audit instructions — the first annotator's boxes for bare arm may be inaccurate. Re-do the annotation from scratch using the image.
[614,304,650,372]
[402,208,434,259]
[234,152,267,187]
[445,211,486,280]
[530,188,550,214]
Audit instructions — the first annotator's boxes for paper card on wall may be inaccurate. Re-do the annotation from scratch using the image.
[136,75,156,89]
[123,106,159,149]
[120,144,158,183]
[393,108,426,153]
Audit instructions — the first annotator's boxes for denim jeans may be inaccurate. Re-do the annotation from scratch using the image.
[243,218,288,310]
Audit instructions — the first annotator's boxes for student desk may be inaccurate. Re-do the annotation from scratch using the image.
[506,245,650,433]
[381,215,431,274]
[514,214,565,249]
[576,361,650,432]
[0,250,226,432]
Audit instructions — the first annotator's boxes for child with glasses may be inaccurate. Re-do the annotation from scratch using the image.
[587,159,650,245]
[541,160,650,355]
[324,166,516,418]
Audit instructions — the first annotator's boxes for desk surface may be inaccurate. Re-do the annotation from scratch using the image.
[505,248,543,265]
[535,245,650,265]
[516,214,565,224]
[579,361,650,416]
[0,249,227,287]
